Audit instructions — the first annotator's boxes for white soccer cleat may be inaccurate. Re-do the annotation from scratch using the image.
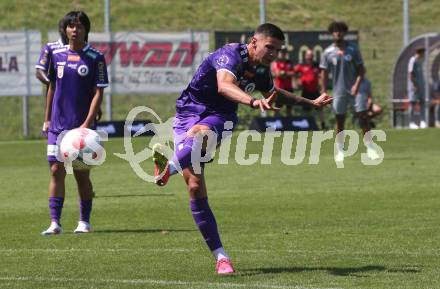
[334,150,344,163]
[409,122,419,129]
[74,221,92,234]
[41,222,63,236]
[367,147,380,160]
[419,120,427,129]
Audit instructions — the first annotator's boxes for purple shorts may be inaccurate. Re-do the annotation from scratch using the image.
[173,113,237,149]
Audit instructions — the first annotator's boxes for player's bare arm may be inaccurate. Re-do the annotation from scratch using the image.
[276,87,332,108]
[80,87,103,128]
[351,64,365,96]
[320,69,328,94]
[36,68,50,85]
[43,81,56,134]
[217,70,277,112]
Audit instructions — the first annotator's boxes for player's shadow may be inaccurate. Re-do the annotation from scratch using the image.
[93,228,196,234]
[241,265,420,277]
[95,193,175,198]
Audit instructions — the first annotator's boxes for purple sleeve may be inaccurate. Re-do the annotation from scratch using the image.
[211,49,242,79]
[36,44,50,71]
[94,54,109,88]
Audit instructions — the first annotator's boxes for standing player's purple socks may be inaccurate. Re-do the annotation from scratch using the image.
[79,199,93,223]
[190,197,223,251]
[49,197,64,224]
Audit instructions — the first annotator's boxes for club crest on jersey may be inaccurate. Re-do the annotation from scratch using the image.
[344,54,352,61]
[40,50,48,65]
[77,65,89,76]
[216,55,229,66]
[57,65,64,78]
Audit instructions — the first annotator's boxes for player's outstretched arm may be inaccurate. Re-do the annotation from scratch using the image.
[351,64,365,96]
[276,87,332,108]
[217,70,278,112]
[319,69,328,94]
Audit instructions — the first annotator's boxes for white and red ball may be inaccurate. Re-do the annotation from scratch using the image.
[59,128,103,170]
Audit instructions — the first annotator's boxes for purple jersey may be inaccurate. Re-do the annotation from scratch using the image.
[35,39,65,72]
[176,43,274,117]
[48,44,109,133]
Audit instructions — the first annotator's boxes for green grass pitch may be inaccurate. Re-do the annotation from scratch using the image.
[0,129,439,289]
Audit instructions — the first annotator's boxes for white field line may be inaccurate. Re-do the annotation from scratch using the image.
[0,139,46,145]
[0,276,342,289]
[0,248,438,256]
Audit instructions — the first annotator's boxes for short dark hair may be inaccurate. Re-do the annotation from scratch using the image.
[415,47,425,54]
[255,23,285,41]
[63,11,91,42]
[328,21,348,33]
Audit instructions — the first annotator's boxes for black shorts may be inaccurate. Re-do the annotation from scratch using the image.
[302,90,320,111]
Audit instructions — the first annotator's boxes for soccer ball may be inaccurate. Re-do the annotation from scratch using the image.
[59,128,104,170]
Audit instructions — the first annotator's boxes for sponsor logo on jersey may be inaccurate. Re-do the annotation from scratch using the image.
[256,67,266,74]
[67,63,78,69]
[86,51,98,59]
[57,65,64,78]
[98,61,105,82]
[68,54,81,62]
[216,55,229,66]
[77,65,89,76]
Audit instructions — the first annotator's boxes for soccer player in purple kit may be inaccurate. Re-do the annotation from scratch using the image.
[36,18,68,135]
[153,23,331,274]
[40,11,109,235]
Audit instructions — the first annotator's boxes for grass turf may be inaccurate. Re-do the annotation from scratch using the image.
[0,128,439,288]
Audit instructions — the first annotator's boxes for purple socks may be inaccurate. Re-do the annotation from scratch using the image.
[190,197,222,251]
[49,197,64,224]
[79,199,93,223]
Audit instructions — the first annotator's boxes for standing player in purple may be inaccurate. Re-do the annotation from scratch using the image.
[41,11,108,235]
[152,23,331,274]
[36,18,68,134]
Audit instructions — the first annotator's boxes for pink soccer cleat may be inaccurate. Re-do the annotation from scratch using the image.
[216,258,235,275]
